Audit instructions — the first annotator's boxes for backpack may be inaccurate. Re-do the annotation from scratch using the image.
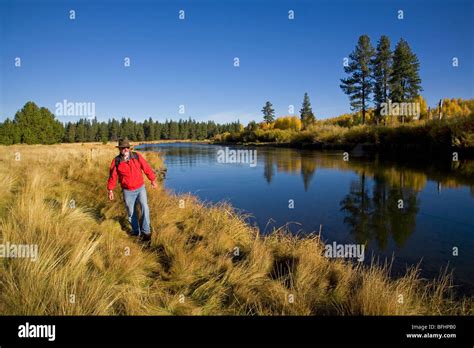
[115,151,139,172]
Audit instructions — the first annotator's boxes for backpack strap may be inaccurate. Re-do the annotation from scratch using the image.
[115,152,139,171]
[114,155,122,172]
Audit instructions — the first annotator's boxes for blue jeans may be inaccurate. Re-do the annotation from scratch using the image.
[122,184,151,235]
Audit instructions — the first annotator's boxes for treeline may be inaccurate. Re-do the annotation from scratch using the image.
[0,102,242,145]
[64,117,241,143]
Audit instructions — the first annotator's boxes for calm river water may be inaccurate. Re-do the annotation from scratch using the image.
[138,142,474,295]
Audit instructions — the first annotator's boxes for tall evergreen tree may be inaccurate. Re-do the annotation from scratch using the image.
[135,123,145,141]
[66,123,76,143]
[99,123,109,144]
[161,120,170,139]
[13,102,64,144]
[154,122,162,140]
[169,120,179,139]
[299,92,315,128]
[143,117,155,141]
[109,119,120,141]
[121,120,128,140]
[340,35,375,124]
[189,120,197,139]
[87,118,99,142]
[372,35,392,123]
[389,38,422,102]
[261,101,275,123]
[125,118,136,140]
[75,119,86,142]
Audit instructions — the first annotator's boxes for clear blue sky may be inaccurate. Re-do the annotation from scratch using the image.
[1,0,473,124]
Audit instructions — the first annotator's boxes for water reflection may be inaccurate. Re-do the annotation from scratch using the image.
[259,147,474,194]
[340,171,419,249]
[256,147,474,248]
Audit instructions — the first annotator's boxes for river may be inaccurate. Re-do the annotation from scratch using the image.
[137,142,474,295]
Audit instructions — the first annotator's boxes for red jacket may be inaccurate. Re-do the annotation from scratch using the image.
[107,152,156,191]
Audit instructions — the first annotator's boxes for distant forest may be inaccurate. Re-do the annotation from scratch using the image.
[0,101,242,145]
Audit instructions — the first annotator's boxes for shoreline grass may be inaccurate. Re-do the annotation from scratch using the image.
[0,143,471,315]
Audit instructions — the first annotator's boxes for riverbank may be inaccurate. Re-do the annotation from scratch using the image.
[0,143,471,315]
[213,114,474,158]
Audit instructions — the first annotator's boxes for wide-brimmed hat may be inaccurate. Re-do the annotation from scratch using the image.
[116,138,131,148]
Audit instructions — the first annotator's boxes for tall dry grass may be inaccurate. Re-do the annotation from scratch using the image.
[0,143,471,315]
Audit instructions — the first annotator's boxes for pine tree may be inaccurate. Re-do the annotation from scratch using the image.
[87,118,99,142]
[261,101,275,123]
[154,122,162,140]
[13,102,64,144]
[75,119,86,142]
[389,38,422,103]
[189,120,197,139]
[99,123,109,144]
[299,92,315,128]
[169,121,179,139]
[125,118,136,140]
[340,35,375,124]
[372,35,392,123]
[161,120,170,139]
[136,123,145,141]
[178,119,185,139]
[145,117,155,140]
[66,123,76,143]
[207,121,217,138]
[111,120,120,141]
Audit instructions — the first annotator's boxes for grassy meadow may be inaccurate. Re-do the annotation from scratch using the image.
[0,143,472,315]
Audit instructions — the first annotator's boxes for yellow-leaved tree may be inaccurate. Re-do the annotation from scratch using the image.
[413,95,428,120]
[442,98,471,117]
[273,116,302,131]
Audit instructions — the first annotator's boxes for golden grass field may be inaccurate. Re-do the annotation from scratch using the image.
[0,143,471,315]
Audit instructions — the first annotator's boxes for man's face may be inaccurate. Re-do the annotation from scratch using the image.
[120,147,130,156]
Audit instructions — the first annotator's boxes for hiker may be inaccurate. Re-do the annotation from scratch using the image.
[107,138,157,240]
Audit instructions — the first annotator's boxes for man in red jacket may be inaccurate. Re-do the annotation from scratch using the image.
[107,138,157,240]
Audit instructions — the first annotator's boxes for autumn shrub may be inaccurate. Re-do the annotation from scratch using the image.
[259,122,274,130]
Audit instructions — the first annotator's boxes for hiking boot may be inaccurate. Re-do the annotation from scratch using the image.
[139,233,151,242]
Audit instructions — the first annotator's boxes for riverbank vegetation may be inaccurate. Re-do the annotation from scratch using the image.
[0,143,471,315]
[215,112,474,153]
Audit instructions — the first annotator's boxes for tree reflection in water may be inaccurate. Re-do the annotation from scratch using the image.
[257,147,474,250]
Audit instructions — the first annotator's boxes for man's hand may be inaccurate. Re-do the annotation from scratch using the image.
[108,190,114,200]
[151,180,158,189]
